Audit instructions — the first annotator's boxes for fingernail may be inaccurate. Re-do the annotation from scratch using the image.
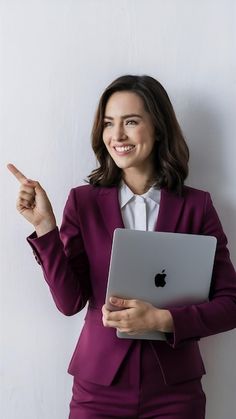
[110,297,118,304]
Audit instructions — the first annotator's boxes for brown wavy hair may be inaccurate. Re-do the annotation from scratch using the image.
[87,74,189,195]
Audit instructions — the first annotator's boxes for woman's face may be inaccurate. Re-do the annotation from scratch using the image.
[102,91,156,174]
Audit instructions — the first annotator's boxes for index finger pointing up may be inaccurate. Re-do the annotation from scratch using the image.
[7,163,28,184]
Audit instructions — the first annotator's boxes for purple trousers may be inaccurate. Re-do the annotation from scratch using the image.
[69,340,206,418]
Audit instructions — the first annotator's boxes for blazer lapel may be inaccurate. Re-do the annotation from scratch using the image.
[155,188,185,233]
[97,186,125,239]
[96,185,185,236]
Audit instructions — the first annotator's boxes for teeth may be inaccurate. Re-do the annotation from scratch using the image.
[115,146,135,152]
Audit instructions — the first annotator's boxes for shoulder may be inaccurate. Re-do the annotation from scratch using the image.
[178,185,214,217]
[67,184,117,207]
[182,184,208,196]
[70,183,115,197]
[182,184,211,203]
[71,184,98,195]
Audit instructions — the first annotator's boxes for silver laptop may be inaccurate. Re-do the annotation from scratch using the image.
[105,228,217,340]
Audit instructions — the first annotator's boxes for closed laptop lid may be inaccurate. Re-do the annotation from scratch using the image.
[105,228,217,340]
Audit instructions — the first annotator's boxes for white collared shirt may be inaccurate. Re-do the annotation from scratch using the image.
[118,182,160,231]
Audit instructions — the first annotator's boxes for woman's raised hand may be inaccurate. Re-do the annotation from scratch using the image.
[7,163,57,236]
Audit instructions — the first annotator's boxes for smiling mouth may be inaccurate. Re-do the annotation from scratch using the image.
[114,145,135,153]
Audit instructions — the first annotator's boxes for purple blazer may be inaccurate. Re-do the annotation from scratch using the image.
[27,184,236,386]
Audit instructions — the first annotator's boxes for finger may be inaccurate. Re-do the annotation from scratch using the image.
[106,309,129,322]
[17,198,34,209]
[19,184,36,194]
[103,318,121,328]
[102,309,118,327]
[19,197,35,208]
[19,191,36,202]
[109,297,137,308]
[20,177,44,193]
[101,305,111,316]
[17,201,30,212]
[7,163,28,184]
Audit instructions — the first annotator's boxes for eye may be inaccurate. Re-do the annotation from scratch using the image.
[126,119,138,126]
[103,121,112,128]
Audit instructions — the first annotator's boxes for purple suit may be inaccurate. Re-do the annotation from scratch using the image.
[27,184,236,389]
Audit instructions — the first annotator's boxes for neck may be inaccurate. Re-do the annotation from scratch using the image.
[123,168,155,195]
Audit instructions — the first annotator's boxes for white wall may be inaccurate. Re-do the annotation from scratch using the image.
[1,1,236,418]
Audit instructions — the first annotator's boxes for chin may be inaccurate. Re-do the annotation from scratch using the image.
[112,158,134,169]
[113,162,130,170]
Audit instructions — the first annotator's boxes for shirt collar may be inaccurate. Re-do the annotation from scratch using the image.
[119,182,134,208]
[119,181,160,209]
[142,186,160,204]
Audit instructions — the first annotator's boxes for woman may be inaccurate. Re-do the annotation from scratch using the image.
[8,75,236,418]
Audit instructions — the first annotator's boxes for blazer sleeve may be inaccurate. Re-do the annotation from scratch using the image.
[26,188,91,315]
[167,192,236,347]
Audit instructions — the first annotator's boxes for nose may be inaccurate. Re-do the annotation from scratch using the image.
[111,123,127,142]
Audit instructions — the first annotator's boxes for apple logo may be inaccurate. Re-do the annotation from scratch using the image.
[155,269,167,287]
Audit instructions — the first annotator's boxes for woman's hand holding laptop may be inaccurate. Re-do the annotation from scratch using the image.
[102,297,174,335]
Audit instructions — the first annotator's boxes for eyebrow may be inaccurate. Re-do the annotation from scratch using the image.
[104,113,143,120]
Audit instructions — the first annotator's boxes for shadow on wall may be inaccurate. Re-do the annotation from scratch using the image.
[182,96,236,257]
[181,97,236,418]
[182,97,223,191]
